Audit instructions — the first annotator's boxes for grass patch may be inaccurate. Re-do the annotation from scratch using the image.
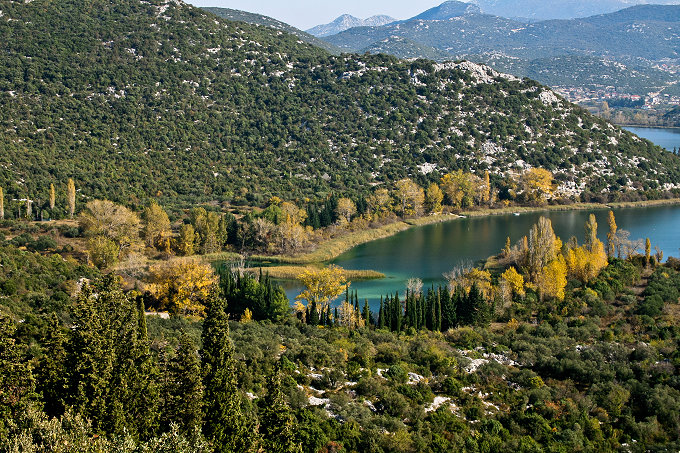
[247,265,384,280]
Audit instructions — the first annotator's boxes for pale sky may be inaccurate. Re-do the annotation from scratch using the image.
[186,0,447,30]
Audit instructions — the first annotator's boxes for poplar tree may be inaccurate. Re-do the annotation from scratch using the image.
[67,178,76,218]
[49,183,56,211]
[585,214,598,251]
[260,361,302,453]
[645,238,651,267]
[201,291,251,452]
[607,211,617,258]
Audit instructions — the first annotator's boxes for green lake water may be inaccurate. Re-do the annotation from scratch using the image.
[279,126,680,308]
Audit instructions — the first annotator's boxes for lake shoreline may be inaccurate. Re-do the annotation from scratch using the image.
[241,198,680,268]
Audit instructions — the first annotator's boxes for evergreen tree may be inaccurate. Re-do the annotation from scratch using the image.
[36,314,68,418]
[378,298,385,329]
[434,291,442,332]
[260,361,302,453]
[309,301,319,326]
[164,333,203,438]
[201,291,252,452]
[0,316,37,443]
[362,299,371,326]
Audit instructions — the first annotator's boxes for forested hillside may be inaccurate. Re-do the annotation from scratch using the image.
[1,0,679,211]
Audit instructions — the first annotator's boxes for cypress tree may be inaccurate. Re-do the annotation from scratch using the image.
[362,299,371,325]
[309,301,319,326]
[378,297,385,329]
[36,314,68,417]
[164,333,203,438]
[435,291,442,332]
[0,316,37,444]
[394,293,402,332]
[260,361,302,453]
[201,291,251,452]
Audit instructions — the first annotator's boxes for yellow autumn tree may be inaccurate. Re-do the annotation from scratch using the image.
[142,202,172,250]
[440,170,475,208]
[278,201,309,252]
[425,183,444,214]
[367,188,392,218]
[337,301,365,329]
[394,178,425,217]
[67,178,76,218]
[296,265,349,313]
[336,198,357,224]
[606,211,617,258]
[537,255,568,301]
[146,258,217,317]
[500,266,525,298]
[520,168,554,202]
[460,268,493,298]
[565,241,608,283]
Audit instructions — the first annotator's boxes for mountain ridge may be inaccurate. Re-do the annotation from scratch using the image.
[0,0,678,209]
[306,14,396,37]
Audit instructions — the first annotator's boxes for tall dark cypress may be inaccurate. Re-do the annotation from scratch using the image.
[362,299,371,326]
[378,297,385,329]
[260,361,302,453]
[434,291,442,332]
[201,291,251,452]
[164,333,203,438]
[36,313,67,417]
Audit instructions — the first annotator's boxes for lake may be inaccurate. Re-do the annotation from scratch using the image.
[624,126,680,152]
[280,126,680,308]
[281,205,680,308]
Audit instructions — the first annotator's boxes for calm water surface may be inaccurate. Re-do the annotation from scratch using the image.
[282,205,680,308]
[624,126,680,152]
[281,127,680,307]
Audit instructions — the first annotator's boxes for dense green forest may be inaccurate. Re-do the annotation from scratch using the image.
[2,213,680,451]
[1,0,679,213]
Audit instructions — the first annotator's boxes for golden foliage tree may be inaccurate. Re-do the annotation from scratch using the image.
[425,183,444,214]
[337,301,365,329]
[175,224,197,256]
[537,255,568,301]
[79,199,141,259]
[606,211,617,258]
[146,259,217,317]
[527,217,558,281]
[520,168,554,202]
[336,198,357,224]
[645,238,651,267]
[584,214,598,251]
[440,170,475,208]
[565,240,608,283]
[86,236,119,270]
[49,183,56,211]
[456,268,493,298]
[296,265,349,314]
[481,171,491,205]
[142,202,171,249]
[67,178,76,218]
[276,201,309,253]
[0,186,4,220]
[367,188,392,218]
[501,267,525,298]
[394,178,424,217]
